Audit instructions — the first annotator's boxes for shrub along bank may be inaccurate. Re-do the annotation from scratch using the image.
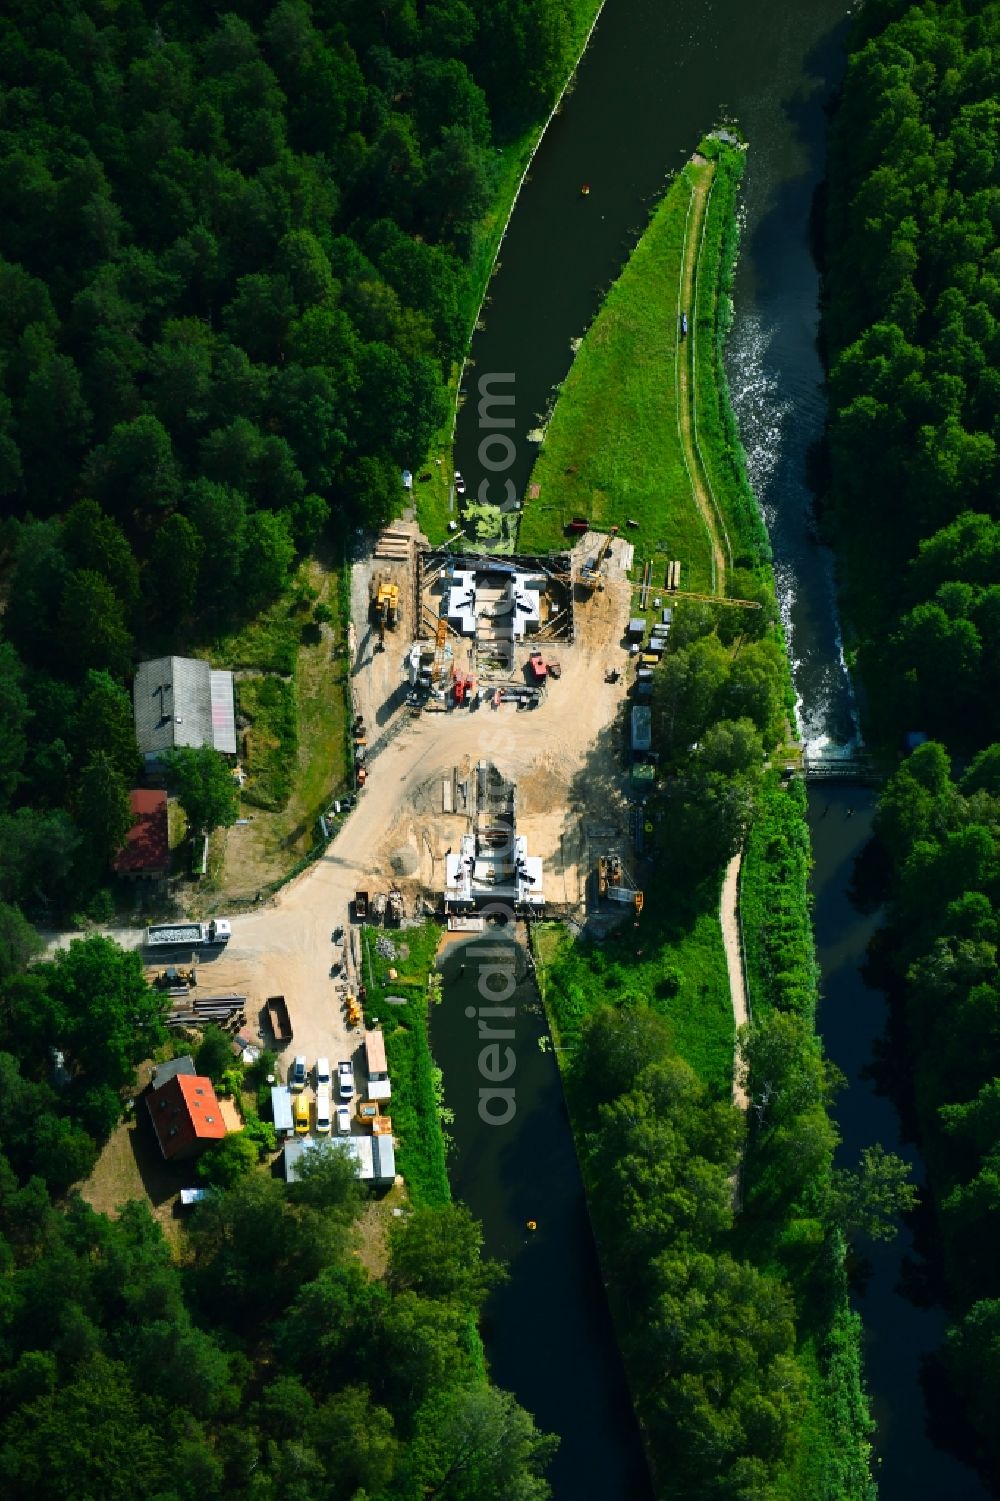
[530,132,884,1497]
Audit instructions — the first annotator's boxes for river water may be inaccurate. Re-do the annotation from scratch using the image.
[447,1,987,1496]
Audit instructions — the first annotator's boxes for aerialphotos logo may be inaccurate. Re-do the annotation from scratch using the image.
[457,372,520,1125]
[467,918,518,1126]
[476,372,517,511]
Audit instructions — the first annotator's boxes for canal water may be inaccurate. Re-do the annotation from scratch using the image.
[432,936,653,1498]
[449,0,988,1496]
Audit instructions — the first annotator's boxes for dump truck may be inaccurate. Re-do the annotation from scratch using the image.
[266,994,292,1045]
[144,919,232,948]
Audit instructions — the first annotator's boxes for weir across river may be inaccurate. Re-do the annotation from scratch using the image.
[800,751,884,785]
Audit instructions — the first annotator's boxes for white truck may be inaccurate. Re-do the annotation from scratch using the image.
[143,919,232,948]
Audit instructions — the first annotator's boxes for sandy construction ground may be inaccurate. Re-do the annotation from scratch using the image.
[204,545,635,1075]
[49,536,640,1088]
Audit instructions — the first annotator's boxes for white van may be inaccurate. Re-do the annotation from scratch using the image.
[314,1087,332,1135]
[315,1057,331,1088]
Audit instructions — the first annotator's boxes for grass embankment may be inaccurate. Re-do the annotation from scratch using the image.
[535,896,733,1095]
[519,161,714,591]
[359,922,487,1376]
[415,0,607,542]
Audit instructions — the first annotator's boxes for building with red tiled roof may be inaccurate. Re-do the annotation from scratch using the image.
[113,789,169,878]
[147,1060,227,1161]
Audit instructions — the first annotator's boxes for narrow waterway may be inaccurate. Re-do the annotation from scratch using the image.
[448,1,988,1495]
[808,787,986,1499]
[432,937,653,1498]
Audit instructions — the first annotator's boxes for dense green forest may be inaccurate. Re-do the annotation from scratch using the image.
[824,0,1000,748]
[541,770,899,1499]
[824,0,1000,1485]
[0,0,586,918]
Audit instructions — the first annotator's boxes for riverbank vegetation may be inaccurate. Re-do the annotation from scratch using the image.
[528,129,892,1495]
[361,921,451,1209]
[824,0,1000,1484]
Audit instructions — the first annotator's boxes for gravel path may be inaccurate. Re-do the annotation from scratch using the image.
[720,850,749,1111]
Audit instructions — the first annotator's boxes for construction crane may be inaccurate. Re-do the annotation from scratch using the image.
[663,587,762,610]
[430,616,449,683]
[579,526,619,593]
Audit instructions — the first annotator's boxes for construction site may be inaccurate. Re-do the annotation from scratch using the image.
[342,524,650,926]
[140,524,659,1076]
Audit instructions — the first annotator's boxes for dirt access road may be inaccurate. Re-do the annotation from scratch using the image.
[676,156,731,596]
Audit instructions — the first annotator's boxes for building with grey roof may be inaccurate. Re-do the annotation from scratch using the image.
[133,657,237,766]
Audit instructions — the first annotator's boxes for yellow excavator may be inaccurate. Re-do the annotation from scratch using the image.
[371,572,400,650]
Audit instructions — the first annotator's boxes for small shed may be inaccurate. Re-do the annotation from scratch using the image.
[527,654,547,683]
[151,1055,196,1089]
[627,618,646,639]
[179,1188,209,1207]
[271,1085,294,1139]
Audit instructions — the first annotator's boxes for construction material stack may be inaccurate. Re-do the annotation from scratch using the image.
[166,993,248,1031]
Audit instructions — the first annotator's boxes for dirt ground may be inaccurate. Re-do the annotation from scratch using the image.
[52,533,639,1115]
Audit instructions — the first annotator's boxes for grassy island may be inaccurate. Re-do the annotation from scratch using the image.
[529,136,877,1499]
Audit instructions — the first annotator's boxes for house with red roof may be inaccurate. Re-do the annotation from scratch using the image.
[113,789,170,879]
[147,1056,227,1161]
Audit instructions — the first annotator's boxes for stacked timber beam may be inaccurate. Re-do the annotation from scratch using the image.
[374,528,411,561]
[166,993,247,1030]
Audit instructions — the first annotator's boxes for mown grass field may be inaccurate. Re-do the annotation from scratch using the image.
[534,875,733,1097]
[197,559,350,902]
[518,160,715,595]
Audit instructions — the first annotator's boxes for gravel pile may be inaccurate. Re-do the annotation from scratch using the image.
[376,936,397,959]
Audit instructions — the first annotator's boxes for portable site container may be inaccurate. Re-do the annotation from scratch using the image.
[631,706,653,754]
[271,1085,294,1139]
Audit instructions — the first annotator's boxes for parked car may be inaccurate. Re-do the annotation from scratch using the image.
[314,1088,332,1135]
[335,1105,351,1134]
[289,1056,307,1092]
[293,1093,310,1135]
[315,1057,331,1088]
[338,1060,355,1100]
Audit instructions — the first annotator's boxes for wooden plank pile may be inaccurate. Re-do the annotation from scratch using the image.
[374,527,411,561]
[166,994,247,1031]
